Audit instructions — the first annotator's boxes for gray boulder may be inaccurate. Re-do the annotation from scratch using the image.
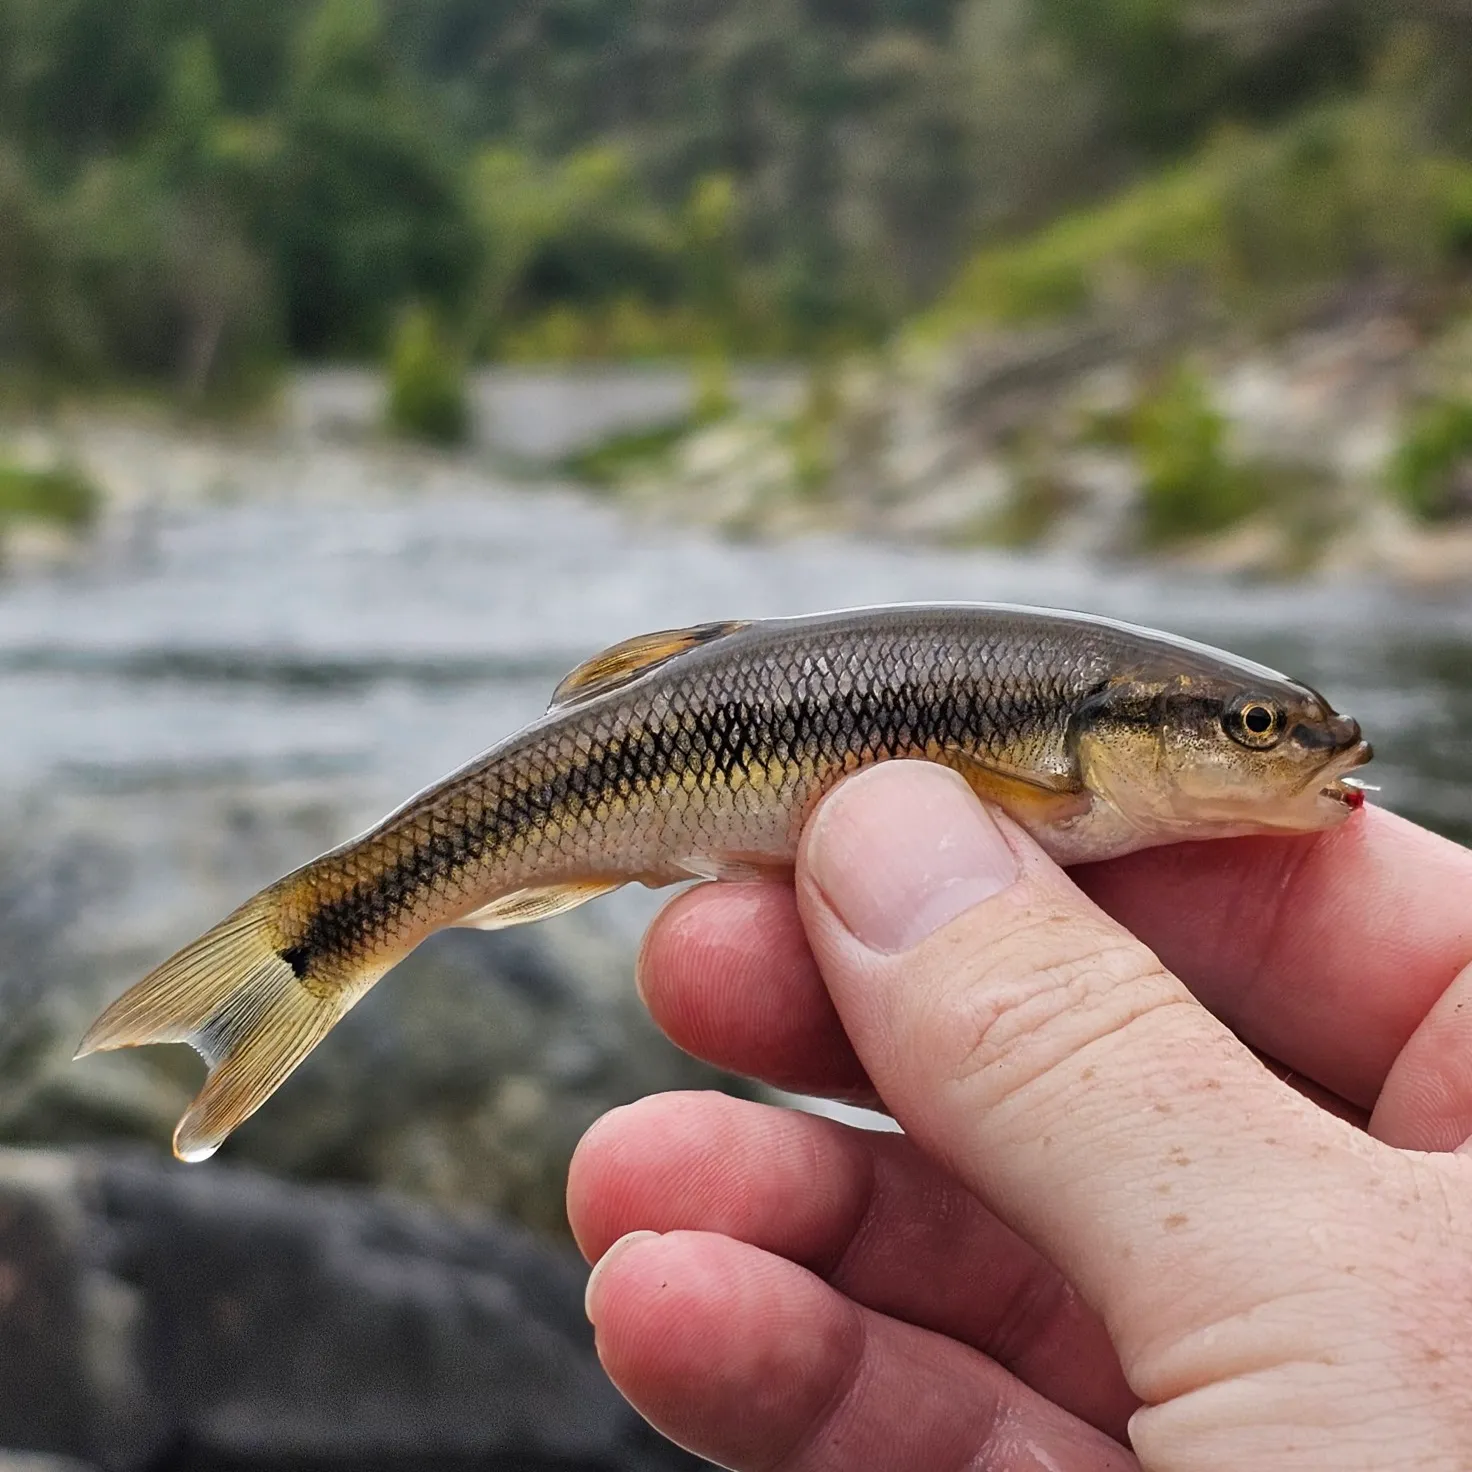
[0,1146,707,1471]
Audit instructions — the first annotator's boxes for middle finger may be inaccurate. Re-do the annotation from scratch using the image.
[569,1089,1138,1440]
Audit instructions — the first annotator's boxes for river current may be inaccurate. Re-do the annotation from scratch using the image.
[3,413,1471,1006]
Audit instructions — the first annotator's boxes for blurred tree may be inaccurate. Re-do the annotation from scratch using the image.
[268,0,477,354]
[9,0,1472,398]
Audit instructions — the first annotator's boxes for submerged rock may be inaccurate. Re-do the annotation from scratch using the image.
[0,1147,707,1471]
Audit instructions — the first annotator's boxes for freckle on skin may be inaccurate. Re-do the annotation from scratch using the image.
[1081,1067,1096,1082]
[1153,1101,1174,1114]
[1155,1183,1172,1196]
[1164,1214,1189,1232]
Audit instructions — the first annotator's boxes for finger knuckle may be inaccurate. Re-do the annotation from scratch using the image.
[915,905,1185,1108]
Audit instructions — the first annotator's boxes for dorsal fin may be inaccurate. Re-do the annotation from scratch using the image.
[548,620,749,711]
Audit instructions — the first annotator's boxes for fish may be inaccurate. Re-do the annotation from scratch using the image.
[75,603,1372,1163]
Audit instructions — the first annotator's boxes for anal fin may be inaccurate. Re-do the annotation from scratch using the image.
[455,880,623,930]
[662,854,791,885]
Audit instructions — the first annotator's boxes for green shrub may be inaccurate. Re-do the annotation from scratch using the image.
[563,419,694,486]
[0,462,102,531]
[1132,367,1265,545]
[1392,397,1472,521]
[384,306,469,445]
[920,164,1219,335]
[785,360,842,499]
[924,89,1472,343]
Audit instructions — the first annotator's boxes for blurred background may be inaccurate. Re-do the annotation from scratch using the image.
[6,1,1472,1467]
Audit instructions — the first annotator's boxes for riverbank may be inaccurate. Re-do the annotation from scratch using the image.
[591,299,1472,585]
[7,337,1472,587]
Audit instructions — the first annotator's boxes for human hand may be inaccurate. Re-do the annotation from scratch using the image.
[569,761,1472,1470]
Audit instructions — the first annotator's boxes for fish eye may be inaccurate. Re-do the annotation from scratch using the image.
[1225,697,1284,749]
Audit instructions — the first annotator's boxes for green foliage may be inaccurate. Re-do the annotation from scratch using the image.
[0,460,100,531]
[10,0,1472,396]
[562,419,696,487]
[384,306,469,445]
[922,164,1218,331]
[984,468,1080,548]
[786,359,842,498]
[1131,366,1266,544]
[927,83,1472,339]
[691,356,733,423]
[1392,397,1472,521]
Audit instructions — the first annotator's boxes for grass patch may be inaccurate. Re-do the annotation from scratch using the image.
[562,418,698,486]
[0,461,102,531]
[1392,397,1472,520]
[1132,367,1266,546]
[385,306,471,447]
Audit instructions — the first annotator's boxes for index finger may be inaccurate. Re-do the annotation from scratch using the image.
[640,804,1472,1115]
[1073,805,1472,1108]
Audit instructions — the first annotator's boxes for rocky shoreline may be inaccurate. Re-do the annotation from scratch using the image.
[611,298,1472,584]
[0,1146,708,1471]
[7,325,1472,586]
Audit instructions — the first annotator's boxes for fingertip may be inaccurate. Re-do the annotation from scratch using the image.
[638,879,803,1013]
[584,1229,863,1467]
[801,762,1020,956]
[568,1092,718,1260]
[584,1228,664,1325]
[567,1101,634,1260]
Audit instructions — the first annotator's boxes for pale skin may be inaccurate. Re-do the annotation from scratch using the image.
[568,761,1472,1471]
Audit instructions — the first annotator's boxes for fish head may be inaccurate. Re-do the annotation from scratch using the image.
[1072,665,1372,842]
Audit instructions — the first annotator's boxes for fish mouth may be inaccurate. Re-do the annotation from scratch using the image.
[1317,740,1375,811]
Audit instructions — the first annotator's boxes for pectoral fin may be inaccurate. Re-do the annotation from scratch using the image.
[941,749,1092,827]
[548,620,749,710]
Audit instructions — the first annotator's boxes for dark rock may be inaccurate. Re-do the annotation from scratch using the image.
[0,1456,98,1472]
[0,1147,707,1472]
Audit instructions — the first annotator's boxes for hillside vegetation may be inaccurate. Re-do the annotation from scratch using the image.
[6,1,1472,404]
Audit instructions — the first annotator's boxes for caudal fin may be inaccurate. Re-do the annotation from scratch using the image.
[75,898,358,1163]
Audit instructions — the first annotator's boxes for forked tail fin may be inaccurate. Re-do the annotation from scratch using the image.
[75,897,363,1162]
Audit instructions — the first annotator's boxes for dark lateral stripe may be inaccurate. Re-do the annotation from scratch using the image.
[286,678,1068,968]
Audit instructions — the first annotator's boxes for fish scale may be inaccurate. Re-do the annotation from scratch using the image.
[76,603,1371,1162]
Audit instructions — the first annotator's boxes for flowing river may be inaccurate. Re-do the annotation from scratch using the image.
[4,391,1472,1019]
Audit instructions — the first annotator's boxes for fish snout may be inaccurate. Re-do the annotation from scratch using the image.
[1329,712,1362,752]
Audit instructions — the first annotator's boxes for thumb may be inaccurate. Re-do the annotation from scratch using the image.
[796,761,1374,1399]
